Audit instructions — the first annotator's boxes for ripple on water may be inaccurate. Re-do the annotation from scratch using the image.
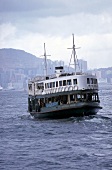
[0,89,112,170]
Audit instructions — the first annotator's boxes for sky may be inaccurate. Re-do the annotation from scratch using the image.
[0,0,112,69]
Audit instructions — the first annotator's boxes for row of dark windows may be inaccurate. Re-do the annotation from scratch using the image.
[28,92,99,112]
[45,79,77,89]
[87,78,97,84]
[29,78,97,91]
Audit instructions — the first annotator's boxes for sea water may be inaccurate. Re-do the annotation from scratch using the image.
[0,84,112,170]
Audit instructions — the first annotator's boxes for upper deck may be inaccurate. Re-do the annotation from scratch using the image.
[28,72,98,96]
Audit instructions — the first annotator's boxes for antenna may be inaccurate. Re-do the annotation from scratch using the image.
[68,54,72,72]
[68,34,80,74]
[41,43,51,77]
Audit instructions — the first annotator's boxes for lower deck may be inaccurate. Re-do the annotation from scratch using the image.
[30,101,102,119]
[28,90,102,119]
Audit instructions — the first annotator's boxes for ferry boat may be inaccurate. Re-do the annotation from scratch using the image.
[28,34,102,119]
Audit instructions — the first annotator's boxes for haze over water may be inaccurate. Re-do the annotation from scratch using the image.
[0,83,112,170]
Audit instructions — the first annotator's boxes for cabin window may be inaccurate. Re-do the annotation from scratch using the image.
[73,79,77,85]
[92,94,96,101]
[59,81,62,86]
[87,78,90,84]
[96,93,99,101]
[94,79,97,84]
[87,94,92,101]
[37,83,44,90]
[56,81,58,87]
[70,94,75,101]
[63,80,66,86]
[47,83,50,88]
[53,82,55,87]
[40,98,45,107]
[91,78,93,84]
[67,79,71,85]
[91,93,98,101]
[45,83,47,89]
[28,84,32,90]
[77,94,81,100]
[50,82,52,88]
[36,83,40,89]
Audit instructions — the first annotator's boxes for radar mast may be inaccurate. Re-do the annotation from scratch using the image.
[68,34,80,74]
[41,43,51,77]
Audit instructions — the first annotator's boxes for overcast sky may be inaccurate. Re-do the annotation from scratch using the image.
[0,0,112,69]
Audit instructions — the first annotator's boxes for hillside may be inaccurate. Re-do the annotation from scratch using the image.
[0,48,43,69]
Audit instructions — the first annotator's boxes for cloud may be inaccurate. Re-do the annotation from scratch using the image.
[31,13,112,36]
[1,0,112,14]
[77,34,112,68]
[1,24,112,69]
[0,23,16,42]
[1,12,112,37]
[0,0,112,69]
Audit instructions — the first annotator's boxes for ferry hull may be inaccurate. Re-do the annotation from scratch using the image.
[30,103,102,119]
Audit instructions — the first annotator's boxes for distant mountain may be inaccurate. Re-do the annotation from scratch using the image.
[0,48,43,69]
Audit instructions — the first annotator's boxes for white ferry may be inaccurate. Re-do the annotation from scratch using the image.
[28,34,102,119]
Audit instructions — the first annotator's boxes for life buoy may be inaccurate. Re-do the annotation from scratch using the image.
[56,88,58,93]
[76,86,78,90]
[73,86,77,90]
[68,86,73,91]
[58,87,61,92]
[64,87,68,91]
[60,87,63,92]
[62,87,64,92]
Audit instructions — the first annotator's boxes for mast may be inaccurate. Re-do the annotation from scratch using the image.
[68,34,80,74]
[44,43,47,76]
[42,43,51,77]
[72,34,76,73]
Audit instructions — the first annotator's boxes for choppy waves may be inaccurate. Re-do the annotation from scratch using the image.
[0,85,112,170]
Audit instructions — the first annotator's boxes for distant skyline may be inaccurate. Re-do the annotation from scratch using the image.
[0,0,112,69]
